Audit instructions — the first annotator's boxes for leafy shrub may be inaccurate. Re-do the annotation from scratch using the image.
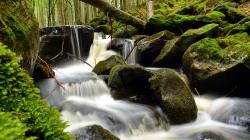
[0,44,71,139]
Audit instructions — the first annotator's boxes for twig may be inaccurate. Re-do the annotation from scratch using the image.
[50,34,65,60]
[37,56,65,99]
[194,88,200,97]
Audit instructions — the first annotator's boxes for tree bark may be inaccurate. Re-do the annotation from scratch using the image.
[79,0,146,29]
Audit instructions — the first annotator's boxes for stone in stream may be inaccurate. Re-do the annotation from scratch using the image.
[136,30,176,66]
[182,32,250,97]
[191,131,226,140]
[71,125,119,140]
[93,55,126,75]
[149,69,198,124]
[152,23,219,68]
[209,98,250,132]
[108,65,153,103]
[39,25,94,64]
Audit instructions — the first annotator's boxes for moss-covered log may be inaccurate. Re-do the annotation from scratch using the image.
[80,0,146,30]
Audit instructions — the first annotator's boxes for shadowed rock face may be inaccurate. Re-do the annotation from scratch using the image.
[39,25,94,65]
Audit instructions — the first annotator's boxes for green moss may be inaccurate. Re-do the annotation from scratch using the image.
[0,112,33,140]
[145,11,224,34]
[153,23,219,67]
[0,45,71,139]
[0,0,39,71]
[214,2,246,23]
[93,55,126,75]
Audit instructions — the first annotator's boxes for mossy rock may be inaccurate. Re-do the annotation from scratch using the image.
[222,17,250,35]
[136,30,176,66]
[153,23,219,68]
[145,11,224,35]
[108,65,153,101]
[183,33,250,97]
[149,69,197,124]
[72,125,119,140]
[176,0,208,15]
[93,55,126,75]
[214,2,246,23]
[0,0,39,73]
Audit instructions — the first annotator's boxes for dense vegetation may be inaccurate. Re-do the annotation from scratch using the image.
[0,44,71,139]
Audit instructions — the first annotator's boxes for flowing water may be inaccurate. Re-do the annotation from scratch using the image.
[37,30,250,140]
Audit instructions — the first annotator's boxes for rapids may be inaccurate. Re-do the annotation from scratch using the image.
[37,31,250,140]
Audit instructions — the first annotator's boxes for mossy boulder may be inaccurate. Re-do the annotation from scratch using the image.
[145,11,225,34]
[153,23,219,67]
[183,33,250,97]
[72,125,119,140]
[136,30,176,66]
[149,69,197,124]
[214,2,246,23]
[0,44,71,139]
[108,65,153,101]
[0,0,39,73]
[93,55,126,75]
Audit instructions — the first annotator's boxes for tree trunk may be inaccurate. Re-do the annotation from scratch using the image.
[79,0,146,29]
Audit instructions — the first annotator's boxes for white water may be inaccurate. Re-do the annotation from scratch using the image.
[38,31,250,140]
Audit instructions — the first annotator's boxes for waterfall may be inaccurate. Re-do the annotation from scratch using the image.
[122,39,136,64]
[37,32,250,140]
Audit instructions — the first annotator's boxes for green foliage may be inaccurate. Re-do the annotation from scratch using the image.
[0,112,34,140]
[0,44,71,139]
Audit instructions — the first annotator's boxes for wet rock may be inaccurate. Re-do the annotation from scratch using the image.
[149,69,197,124]
[71,125,119,140]
[214,2,246,23]
[209,98,250,131]
[131,35,148,44]
[108,65,153,102]
[191,131,226,140]
[145,11,225,35]
[136,30,176,66]
[39,25,94,65]
[153,23,219,68]
[183,33,250,97]
[93,55,126,75]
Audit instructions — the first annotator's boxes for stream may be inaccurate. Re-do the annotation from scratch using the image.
[37,28,250,140]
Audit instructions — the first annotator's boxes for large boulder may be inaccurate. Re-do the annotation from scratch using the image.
[71,125,119,140]
[0,0,39,73]
[183,32,250,97]
[136,30,176,66]
[145,11,225,35]
[93,55,126,75]
[152,23,219,67]
[149,69,197,124]
[39,25,94,65]
[108,65,153,102]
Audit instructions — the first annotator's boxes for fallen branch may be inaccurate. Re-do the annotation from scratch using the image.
[80,0,146,30]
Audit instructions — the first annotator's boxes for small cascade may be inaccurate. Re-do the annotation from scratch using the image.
[122,39,136,64]
[110,38,137,64]
[70,26,81,58]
